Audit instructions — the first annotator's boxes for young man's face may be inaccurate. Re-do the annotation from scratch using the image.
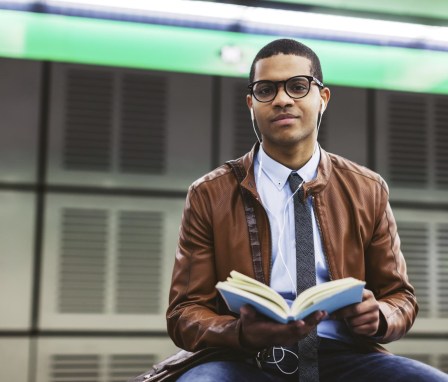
[247,54,329,155]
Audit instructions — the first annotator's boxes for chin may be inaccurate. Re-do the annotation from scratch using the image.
[276,130,316,145]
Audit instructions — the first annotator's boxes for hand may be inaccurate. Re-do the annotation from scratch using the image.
[239,304,327,350]
[331,289,382,337]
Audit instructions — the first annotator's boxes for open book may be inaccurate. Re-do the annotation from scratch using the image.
[216,271,365,324]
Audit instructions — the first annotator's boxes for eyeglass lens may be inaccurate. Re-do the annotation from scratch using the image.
[252,76,311,102]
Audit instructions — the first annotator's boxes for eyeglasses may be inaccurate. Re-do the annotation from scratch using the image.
[248,75,324,103]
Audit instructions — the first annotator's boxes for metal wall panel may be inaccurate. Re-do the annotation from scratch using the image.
[323,85,368,166]
[0,191,34,330]
[39,193,184,330]
[375,90,448,203]
[0,58,40,183]
[0,338,30,382]
[35,337,177,382]
[394,208,448,334]
[218,77,254,163]
[46,63,212,190]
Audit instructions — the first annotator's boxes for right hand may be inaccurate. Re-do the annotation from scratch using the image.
[239,304,327,350]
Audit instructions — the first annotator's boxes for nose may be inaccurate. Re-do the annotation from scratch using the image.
[272,84,293,108]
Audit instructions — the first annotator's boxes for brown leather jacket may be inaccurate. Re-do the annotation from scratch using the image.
[167,145,417,353]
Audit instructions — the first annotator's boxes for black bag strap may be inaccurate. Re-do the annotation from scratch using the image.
[226,159,265,284]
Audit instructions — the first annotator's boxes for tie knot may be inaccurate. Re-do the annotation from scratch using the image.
[289,172,304,193]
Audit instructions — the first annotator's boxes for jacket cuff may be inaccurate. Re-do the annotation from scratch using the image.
[374,301,396,342]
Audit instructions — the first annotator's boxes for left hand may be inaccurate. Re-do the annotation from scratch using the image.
[239,304,327,349]
[331,289,382,337]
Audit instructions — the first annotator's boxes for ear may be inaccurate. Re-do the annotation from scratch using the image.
[246,94,253,110]
[246,94,254,120]
[320,86,331,114]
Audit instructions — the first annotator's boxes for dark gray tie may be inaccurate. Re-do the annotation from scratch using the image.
[289,172,319,381]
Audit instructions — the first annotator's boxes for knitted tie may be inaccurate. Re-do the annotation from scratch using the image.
[289,172,319,381]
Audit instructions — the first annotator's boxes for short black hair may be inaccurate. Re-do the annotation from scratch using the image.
[249,38,323,84]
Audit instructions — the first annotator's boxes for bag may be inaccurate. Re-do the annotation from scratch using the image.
[127,347,243,382]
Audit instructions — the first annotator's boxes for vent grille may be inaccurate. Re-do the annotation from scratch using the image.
[434,97,448,188]
[59,208,108,313]
[437,224,448,318]
[116,211,163,314]
[120,74,167,174]
[49,353,157,382]
[64,69,113,172]
[109,354,156,382]
[388,94,427,186]
[398,222,430,317]
[50,355,100,382]
[233,82,256,158]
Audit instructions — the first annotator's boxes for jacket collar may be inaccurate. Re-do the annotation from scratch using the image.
[240,142,332,198]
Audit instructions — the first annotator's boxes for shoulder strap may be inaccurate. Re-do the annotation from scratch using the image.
[226,160,265,284]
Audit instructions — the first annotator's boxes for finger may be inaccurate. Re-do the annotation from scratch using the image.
[362,289,375,300]
[281,312,326,343]
[332,289,376,320]
[240,304,257,321]
[276,322,311,345]
[349,322,379,336]
[335,298,379,321]
[346,311,378,328]
[303,310,327,326]
[279,312,327,345]
[330,305,356,320]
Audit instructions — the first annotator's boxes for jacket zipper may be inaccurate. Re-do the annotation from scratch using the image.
[311,194,334,281]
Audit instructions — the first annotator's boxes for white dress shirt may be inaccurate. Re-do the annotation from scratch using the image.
[254,144,353,343]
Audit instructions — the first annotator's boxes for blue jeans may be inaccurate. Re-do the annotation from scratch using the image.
[176,338,448,381]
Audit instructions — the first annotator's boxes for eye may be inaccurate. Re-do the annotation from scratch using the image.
[291,83,307,91]
[287,78,309,94]
[255,83,275,96]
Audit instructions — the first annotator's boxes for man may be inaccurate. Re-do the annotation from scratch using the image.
[166,39,447,381]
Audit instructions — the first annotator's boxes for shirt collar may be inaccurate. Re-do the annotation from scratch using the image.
[296,144,321,183]
[256,144,320,191]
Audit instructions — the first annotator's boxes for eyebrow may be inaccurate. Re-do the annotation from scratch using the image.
[253,74,312,82]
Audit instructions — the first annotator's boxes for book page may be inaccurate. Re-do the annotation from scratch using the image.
[227,271,289,311]
[291,278,362,311]
[227,279,289,312]
[291,283,365,321]
[291,278,365,317]
[216,282,290,323]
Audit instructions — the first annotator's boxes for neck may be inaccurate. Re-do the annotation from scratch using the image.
[261,141,316,170]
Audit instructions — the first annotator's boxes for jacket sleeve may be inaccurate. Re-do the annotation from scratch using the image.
[364,182,418,344]
[166,184,244,352]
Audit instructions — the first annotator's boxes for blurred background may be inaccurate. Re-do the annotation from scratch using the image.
[0,0,447,381]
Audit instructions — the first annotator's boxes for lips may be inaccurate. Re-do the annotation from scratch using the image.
[271,113,298,122]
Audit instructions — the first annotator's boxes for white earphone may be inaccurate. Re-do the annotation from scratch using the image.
[321,99,326,114]
[250,107,262,144]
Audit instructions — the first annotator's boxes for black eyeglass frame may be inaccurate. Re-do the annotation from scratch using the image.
[248,75,324,103]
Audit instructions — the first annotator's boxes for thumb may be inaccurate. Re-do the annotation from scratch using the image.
[240,304,256,320]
